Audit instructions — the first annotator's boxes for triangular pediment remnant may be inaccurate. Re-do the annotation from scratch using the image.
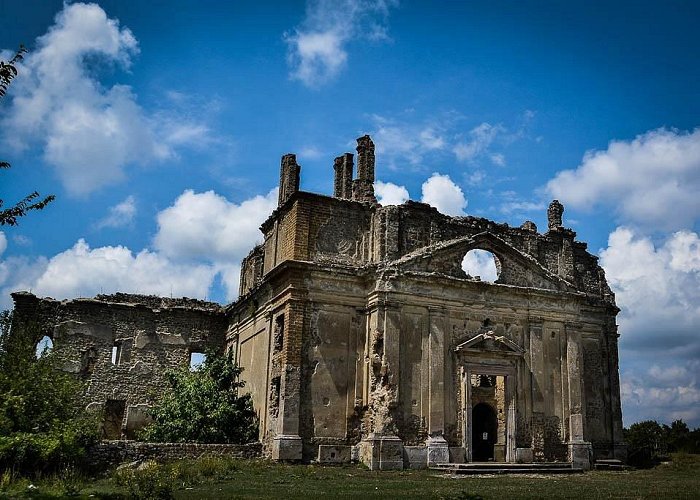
[383,232,577,292]
[455,331,525,355]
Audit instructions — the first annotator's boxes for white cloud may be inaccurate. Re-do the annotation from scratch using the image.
[32,240,216,300]
[546,128,700,231]
[600,227,700,354]
[600,226,700,425]
[375,180,408,206]
[154,188,278,263]
[421,173,467,216]
[96,195,136,229]
[1,188,279,308]
[621,360,700,426]
[453,122,505,162]
[0,232,6,256]
[154,188,278,299]
[285,0,397,88]
[1,3,211,195]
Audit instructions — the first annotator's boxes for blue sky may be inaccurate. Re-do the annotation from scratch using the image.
[1,1,699,427]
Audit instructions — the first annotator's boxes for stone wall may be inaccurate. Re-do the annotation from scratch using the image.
[88,441,261,469]
[11,292,227,439]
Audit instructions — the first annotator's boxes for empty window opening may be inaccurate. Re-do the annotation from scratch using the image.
[190,351,206,371]
[462,249,500,282]
[111,340,131,365]
[273,314,285,352]
[35,336,53,358]
[103,399,126,440]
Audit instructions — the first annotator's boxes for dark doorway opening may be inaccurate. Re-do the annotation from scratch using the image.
[103,399,126,439]
[472,402,497,461]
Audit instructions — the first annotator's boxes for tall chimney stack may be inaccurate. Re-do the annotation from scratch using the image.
[352,135,377,203]
[278,153,300,206]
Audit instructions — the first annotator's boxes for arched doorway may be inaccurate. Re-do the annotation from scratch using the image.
[472,402,497,461]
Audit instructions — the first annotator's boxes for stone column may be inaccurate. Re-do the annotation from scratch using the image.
[566,324,592,469]
[529,319,545,459]
[426,307,449,466]
[272,300,304,461]
[505,374,517,463]
[607,323,627,462]
[360,299,403,470]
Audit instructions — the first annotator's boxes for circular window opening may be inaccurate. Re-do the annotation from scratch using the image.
[462,249,500,282]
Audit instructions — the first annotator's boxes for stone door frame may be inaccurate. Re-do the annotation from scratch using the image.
[460,360,517,463]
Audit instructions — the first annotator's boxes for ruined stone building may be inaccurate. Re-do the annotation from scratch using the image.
[11,135,626,470]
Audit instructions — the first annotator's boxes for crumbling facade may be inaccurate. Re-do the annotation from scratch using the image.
[11,134,626,470]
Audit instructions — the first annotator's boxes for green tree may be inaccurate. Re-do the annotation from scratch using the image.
[139,350,258,444]
[0,310,99,475]
[1,46,54,226]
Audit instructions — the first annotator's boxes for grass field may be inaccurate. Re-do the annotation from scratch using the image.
[1,453,698,499]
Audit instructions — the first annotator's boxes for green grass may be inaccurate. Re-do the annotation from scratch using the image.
[1,454,699,499]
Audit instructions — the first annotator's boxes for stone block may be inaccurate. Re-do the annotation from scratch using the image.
[449,447,466,464]
[360,434,404,470]
[515,447,533,463]
[426,435,450,466]
[403,446,428,469]
[272,435,303,461]
[317,445,351,464]
[494,444,506,462]
[568,442,592,470]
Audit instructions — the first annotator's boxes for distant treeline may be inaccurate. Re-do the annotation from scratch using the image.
[624,420,700,468]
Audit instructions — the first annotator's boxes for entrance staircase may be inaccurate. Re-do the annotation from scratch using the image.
[430,462,584,475]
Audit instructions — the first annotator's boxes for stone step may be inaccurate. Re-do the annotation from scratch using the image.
[430,462,584,475]
[594,459,630,471]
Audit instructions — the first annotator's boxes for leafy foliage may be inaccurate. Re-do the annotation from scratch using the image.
[624,419,700,468]
[0,46,55,226]
[139,350,258,444]
[0,310,100,475]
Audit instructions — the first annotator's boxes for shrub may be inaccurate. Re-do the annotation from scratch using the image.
[139,349,258,444]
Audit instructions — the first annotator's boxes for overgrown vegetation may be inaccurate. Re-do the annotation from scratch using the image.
[624,419,700,468]
[0,310,100,477]
[139,349,258,444]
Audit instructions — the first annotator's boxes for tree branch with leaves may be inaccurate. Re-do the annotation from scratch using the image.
[1,45,55,226]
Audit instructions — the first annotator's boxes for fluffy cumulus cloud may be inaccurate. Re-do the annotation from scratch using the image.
[374,180,408,206]
[600,227,700,426]
[1,3,209,195]
[96,195,137,229]
[0,188,279,308]
[285,0,397,87]
[154,188,278,263]
[546,128,700,231]
[601,228,700,354]
[33,240,216,300]
[154,188,279,298]
[421,173,467,216]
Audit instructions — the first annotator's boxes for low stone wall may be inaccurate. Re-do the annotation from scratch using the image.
[89,440,262,469]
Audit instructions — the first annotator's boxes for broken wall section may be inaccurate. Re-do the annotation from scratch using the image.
[11,292,227,439]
